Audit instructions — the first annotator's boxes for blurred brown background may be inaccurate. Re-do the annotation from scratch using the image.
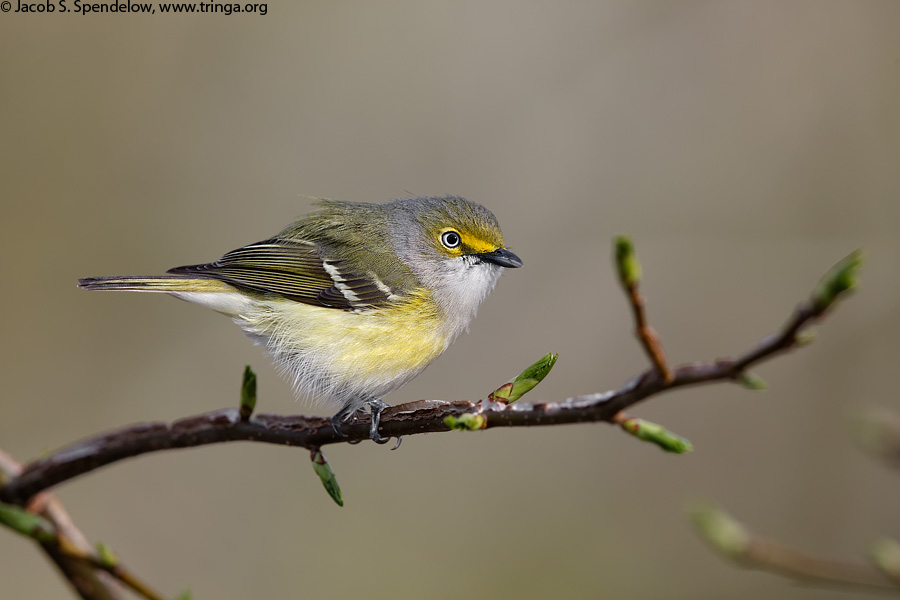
[2,1,899,598]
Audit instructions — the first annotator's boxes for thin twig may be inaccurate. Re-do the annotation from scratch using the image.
[743,537,896,592]
[68,551,168,600]
[0,450,125,600]
[692,507,899,592]
[614,236,672,381]
[623,281,671,381]
[0,451,170,600]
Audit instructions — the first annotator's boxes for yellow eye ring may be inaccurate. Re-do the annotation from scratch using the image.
[440,230,461,249]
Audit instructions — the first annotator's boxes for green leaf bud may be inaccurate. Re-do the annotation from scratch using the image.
[620,417,693,453]
[614,236,641,288]
[240,366,257,420]
[311,450,343,507]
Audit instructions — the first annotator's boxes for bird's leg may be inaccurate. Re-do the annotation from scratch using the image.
[330,403,358,438]
[366,398,392,445]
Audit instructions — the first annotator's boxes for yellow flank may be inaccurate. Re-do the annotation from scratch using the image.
[253,288,448,397]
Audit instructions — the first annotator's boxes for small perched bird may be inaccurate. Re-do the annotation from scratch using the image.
[79,196,522,442]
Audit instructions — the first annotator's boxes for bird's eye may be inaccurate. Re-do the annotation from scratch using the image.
[440,230,461,249]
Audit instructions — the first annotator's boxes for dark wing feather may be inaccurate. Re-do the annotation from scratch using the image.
[167,240,396,310]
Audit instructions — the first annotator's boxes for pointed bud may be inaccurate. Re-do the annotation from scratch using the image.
[619,417,693,453]
[614,236,641,288]
[488,353,559,404]
[240,366,257,421]
[812,249,863,311]
[311,450,343,507]
[737,372,767,391]
[795,330,816,347]
[95,541,119,567]
[689,506,750,558]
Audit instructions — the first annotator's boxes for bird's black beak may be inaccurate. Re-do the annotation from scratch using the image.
[475,248,523,268]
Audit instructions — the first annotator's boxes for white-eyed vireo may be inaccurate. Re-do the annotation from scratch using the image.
[79,196,522,442]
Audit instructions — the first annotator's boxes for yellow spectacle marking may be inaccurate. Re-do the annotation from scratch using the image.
[462,236,499,254]
[438,227,501,254]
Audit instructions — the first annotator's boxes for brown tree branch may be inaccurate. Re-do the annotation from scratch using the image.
[0,249,862,505]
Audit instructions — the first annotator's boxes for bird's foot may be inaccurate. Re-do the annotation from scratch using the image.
[367,398,392,445]
[330,405,356,438]
[331,399,401,447]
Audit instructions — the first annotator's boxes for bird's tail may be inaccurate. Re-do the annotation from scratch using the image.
[78,275,232,293]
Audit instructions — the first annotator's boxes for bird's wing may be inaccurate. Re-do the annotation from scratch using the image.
[166,239,399,310]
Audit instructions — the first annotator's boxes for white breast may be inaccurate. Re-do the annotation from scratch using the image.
[428,257,504,340]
